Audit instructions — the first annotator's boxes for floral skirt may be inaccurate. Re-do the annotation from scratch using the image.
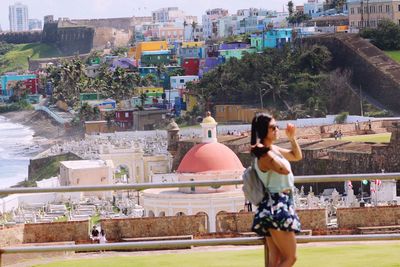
[252,192,301,236]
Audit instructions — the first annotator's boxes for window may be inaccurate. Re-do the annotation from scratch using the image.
[208,130,212,138]
[398,4,400,11]
[351,8,354,14]
[357,7,361,13]
[378,5,383,13]
[180,79,184,83]
[386,5,390,12]
[125,112,129,117]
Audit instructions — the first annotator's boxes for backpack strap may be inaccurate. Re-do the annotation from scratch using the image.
[252,157,270,192]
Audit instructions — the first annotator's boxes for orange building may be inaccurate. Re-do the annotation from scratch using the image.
[128,41,169,60]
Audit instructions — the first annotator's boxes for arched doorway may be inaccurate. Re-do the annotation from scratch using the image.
[148,210,155,217]
[159,211,166,217]
[196,211,210,232]
[176,211,185,216]
[114,165,130,183]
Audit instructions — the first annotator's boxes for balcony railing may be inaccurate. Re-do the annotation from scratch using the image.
[1,172,400,267]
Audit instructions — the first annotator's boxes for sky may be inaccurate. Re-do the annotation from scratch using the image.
[0,0,302,31]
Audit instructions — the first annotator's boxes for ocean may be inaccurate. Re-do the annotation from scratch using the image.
[0,115,35,188]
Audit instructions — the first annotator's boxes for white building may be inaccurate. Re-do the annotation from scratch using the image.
[202,8,229,39]
[304,0,325,18]
[143,113,246,232]
[28,18,42,30]
[170,75,199,90]
[152,7,197,24]
[9,2,29,32]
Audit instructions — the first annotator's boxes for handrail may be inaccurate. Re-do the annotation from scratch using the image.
[1,174,400,266]
[1,172,399,195]
[1,234,400,255]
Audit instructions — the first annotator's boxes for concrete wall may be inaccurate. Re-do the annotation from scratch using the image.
[215,209,327,233]
[100,215,208,241]
[23,220,90,243]
[337,205,400,228]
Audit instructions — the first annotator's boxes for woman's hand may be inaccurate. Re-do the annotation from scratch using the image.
[285,123,296,141]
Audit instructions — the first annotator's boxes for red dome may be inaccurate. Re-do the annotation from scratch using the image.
[177,143,244,173]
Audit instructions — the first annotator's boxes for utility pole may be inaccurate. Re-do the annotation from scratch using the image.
[359,84,364,116]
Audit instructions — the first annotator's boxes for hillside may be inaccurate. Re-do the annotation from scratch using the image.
[0,43,62,73]
[385,50,400,63]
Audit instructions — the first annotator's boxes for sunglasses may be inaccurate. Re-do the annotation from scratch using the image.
[269,124,279,131]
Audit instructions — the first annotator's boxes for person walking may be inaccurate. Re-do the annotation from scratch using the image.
[250,113,302,267]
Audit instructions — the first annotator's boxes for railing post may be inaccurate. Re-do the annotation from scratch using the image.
[264,237,269,267]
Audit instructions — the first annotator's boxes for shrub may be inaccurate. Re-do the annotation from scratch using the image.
[334,111,349,124]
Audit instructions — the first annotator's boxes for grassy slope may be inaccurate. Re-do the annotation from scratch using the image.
[34,243,400,267]
[385,50,400,63]
[0,43,61,73]
[341,133,391,143]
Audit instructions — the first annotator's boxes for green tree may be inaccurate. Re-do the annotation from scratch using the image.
[360,19,400,50]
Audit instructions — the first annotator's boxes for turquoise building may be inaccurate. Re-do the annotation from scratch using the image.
[250,28,293,51]
[218,48,257,60]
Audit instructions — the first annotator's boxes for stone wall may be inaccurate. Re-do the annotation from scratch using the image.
[23,220,90,243]
[0,225,24,246]
[304,34,400,114]
[56,27,94,55]
[215,209,327,233]
[337,205,400,228]
[100,215,207,241]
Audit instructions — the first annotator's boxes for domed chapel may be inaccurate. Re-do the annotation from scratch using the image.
[143,113,246,232]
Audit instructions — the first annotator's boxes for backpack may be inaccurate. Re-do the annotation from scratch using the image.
[242,158,268,206]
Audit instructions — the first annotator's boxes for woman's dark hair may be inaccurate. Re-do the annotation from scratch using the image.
[250,113,273,158]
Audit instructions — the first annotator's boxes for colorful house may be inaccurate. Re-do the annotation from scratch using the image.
[181,58,200,75]
[183,91,198,113]
[170,75,199,90]
[0,74,37,96]
[250,29,293,51]
[115,109,134,129]
[218,48,256,60]
[140,50,172,67]
[128,41,169,60]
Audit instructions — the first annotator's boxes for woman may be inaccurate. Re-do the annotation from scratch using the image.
[250,113,302,267]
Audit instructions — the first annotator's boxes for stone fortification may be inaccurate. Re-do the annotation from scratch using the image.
[303,34,400,115]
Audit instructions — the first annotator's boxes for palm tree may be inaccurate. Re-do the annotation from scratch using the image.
[191,21,198,41]
[183,20,188,41]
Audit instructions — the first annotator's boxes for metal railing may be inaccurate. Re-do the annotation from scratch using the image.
[1,172,400,267]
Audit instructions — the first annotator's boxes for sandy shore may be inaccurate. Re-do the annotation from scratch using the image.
[1,110,84,154]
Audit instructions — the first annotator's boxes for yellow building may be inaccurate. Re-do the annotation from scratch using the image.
[215,105,263,123]
[134,87,163,96]
[181,41,205,48]
[183,92,198,113]
[128,41,169,60]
